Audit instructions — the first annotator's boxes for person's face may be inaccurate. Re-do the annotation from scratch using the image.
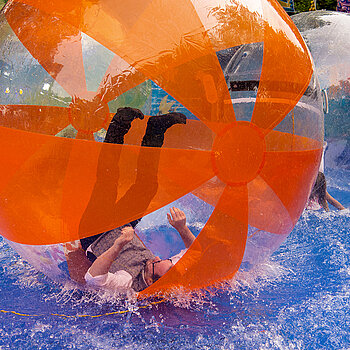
[144,257,173,286]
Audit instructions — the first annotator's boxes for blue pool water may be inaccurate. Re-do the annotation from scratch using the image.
[0,167,349,349]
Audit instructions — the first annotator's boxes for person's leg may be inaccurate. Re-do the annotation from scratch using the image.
[79,107,144,249]
[104,107,144,144]
[141,112,186,147]
[115,112,187,228]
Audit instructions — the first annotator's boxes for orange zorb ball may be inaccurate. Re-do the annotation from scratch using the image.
[0,0,323,295]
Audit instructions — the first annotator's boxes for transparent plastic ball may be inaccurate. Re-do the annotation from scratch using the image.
[292,10,350,169]
[0,1,323,294]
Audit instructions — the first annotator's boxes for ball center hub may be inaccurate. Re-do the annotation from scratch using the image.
[212,122,265,185]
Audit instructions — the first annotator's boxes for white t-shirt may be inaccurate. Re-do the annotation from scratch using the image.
[85,249,187,292]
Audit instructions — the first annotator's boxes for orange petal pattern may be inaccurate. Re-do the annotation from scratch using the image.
[0,0,323,294]
[141,185,248,295]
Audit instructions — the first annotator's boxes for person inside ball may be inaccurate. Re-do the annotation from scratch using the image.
[306,171,345,211]
[84,207,195,293]
[80,106,193,292]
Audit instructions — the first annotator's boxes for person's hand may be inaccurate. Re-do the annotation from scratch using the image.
[115,226,134,246]
[167,207,186,231]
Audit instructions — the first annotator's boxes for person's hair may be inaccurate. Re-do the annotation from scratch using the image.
[310,172,329,211]
[152,274,161,283]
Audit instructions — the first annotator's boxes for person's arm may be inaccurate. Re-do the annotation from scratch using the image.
[88,226,134,277]
[326,191,345,210]
[167,207,195,248]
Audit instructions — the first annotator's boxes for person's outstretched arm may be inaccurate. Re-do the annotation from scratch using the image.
[167,207,195,248]
[88,226,134,277]
[326,191,345,210]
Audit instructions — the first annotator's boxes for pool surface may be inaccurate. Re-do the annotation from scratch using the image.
[0,167,349,349]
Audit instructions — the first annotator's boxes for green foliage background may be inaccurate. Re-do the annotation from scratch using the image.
[294,0,337,12]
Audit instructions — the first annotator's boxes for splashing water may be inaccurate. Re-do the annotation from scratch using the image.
[0,168,349,350]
